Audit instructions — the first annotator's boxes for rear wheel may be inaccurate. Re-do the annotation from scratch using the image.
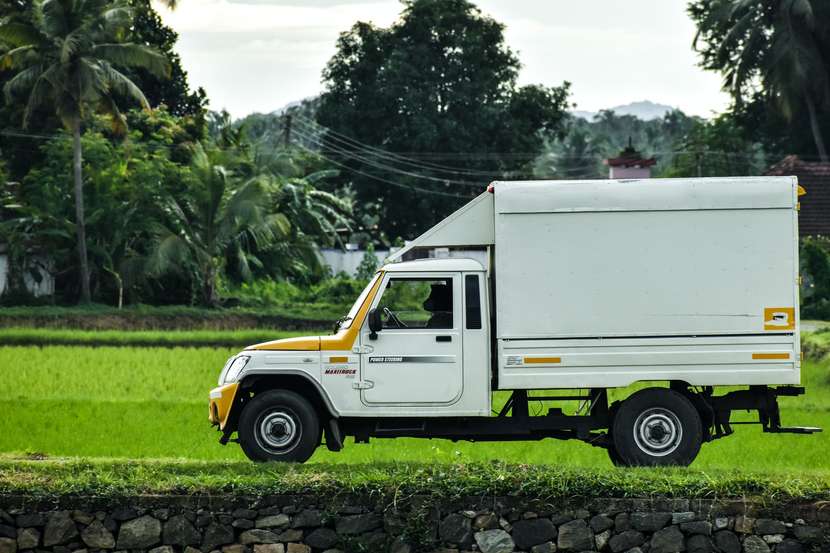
[611,388,702,467]
[238,390,320,463]
[606,444,624,467]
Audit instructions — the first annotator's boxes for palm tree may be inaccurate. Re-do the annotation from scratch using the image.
[148,144,291,306]
[691,0,830,161]
[0,0,169,302]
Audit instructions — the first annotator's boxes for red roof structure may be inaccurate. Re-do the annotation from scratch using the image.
[604,138,657,168]
[766,155,830,237]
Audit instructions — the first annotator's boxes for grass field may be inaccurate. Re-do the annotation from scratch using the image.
[1,342,829,473]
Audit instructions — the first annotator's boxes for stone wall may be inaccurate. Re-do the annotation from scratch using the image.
[0,495,826,553]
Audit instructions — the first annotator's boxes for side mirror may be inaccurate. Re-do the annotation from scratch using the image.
[367,308,382,340]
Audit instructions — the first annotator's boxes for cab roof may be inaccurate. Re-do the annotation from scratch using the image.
[381,258,484,273]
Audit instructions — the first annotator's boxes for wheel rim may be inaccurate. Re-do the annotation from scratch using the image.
[255,408,302,454]
[632,407,683,457]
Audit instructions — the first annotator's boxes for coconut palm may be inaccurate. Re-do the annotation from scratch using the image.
[691,0,830,161]
[147,144,291,306]
[0,0,169,302]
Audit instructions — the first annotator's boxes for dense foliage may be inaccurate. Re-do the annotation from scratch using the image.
[688,0,830,161]
[316,0,571,239]
[1,0,829,312]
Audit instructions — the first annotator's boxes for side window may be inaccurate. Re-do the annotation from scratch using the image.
[377,278,453,329]
[465,275,482,329]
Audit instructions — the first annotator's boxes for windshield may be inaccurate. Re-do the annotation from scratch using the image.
[338,272,381,330]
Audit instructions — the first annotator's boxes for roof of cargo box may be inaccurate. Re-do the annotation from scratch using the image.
[387,177,797,262]
[495,176,797,214]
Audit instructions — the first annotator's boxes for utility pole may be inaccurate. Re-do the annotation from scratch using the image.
[282,114,292,148]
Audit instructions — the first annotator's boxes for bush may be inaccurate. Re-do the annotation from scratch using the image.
[232,275,367,311]
[801,237,830,320]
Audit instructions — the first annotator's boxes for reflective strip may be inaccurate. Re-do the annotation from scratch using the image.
[524,356,562,364]
[752,353,790,360]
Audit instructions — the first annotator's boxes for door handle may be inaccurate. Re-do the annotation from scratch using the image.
[436,335,452,342]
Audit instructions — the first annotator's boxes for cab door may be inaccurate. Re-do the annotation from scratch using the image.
[359,273,463,405]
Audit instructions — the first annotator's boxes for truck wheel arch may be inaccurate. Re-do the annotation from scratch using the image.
[220,372,337,439]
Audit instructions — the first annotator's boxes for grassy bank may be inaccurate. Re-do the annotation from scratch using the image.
[0,459,828,501]
[0,327,316,348]
[0,304,339,331]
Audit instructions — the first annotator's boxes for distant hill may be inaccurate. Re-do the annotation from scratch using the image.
[571,100,676,121]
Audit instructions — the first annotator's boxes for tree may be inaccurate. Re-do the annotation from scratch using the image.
[10,111,189,304]
[534,118,608,179]
[0,0,169,303]
[662,114,766,178]
[354,243,379,282]
[532,109,698,179]
[147,143,289,306]
[660,113,767,177]
[689,0,830,160]
[233,170,353,284]
[317,0,570,239]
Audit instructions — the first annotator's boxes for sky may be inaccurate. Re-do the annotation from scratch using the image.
[153,0,732,119]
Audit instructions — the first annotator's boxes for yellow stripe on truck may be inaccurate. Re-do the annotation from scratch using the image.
[752,353,790,360]
[524,356,562,364]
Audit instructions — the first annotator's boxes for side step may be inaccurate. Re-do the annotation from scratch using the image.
[765,426,822,434]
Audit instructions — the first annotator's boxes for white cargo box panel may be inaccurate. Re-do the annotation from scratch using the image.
[494,177,801,389]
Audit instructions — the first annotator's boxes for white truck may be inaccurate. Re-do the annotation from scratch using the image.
[209,176,820,466]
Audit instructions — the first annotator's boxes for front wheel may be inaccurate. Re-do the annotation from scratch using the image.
[238,390,321,462]
[611,388,703,467]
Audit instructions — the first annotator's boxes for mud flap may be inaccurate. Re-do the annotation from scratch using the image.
[325,418,344,451]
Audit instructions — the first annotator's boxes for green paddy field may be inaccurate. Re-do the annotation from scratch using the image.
[1,333,828,473]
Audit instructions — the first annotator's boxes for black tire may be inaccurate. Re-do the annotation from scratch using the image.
[611,387,703,467]
[238,390,321,463]
[606,444,624,467]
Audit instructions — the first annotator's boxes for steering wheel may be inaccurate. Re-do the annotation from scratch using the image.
[383,306,407,328]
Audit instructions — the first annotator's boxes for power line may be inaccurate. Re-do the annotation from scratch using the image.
[291,140,477,199]
[292,114,513,177]
[290,125,487,188]
[294,118,504,179]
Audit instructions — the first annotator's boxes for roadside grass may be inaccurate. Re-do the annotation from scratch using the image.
[1,345,828,471]
[0,327,315,348]
[0,459,828,501]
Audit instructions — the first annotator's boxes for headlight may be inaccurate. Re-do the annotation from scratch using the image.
[224,355,250,383]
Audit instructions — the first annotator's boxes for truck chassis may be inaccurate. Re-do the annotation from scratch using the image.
[331,385,818,447]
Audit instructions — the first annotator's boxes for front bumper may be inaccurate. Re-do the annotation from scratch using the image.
[209,382,239,430]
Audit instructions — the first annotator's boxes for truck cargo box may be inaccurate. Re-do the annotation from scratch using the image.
[392,177,801,389]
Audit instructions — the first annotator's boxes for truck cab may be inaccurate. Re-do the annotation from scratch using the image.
[210,177,819,466]
[210,258,491,461]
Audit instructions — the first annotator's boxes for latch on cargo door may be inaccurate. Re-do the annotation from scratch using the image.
[352,380,374,390]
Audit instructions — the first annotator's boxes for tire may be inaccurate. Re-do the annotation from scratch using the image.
[238,389,321,463]
[606,444,624,467]
[611,387,703,467]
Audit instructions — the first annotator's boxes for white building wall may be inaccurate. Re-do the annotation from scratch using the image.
[320,248,390,277]
[609,166,652,179]
[0,254,55,297]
